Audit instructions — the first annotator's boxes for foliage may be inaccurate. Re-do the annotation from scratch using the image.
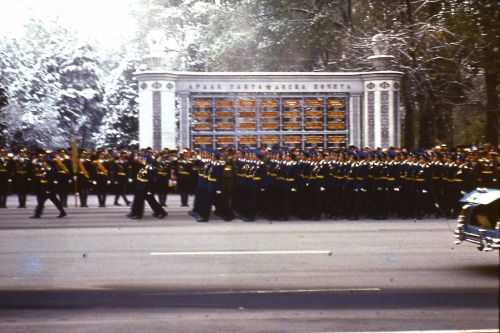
[0,0,496,149]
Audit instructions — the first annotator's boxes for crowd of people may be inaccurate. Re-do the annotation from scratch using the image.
[0,144,498,221]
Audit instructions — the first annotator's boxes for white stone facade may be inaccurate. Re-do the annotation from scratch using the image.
[134,71,402,150]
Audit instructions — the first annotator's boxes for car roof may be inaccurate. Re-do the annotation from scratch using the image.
[460,189,500,205]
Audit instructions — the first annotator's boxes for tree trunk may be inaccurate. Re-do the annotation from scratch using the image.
[484,71,498,146]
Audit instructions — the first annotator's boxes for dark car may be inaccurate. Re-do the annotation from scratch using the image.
[454,188,500,251]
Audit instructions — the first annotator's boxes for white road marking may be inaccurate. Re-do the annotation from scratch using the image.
[317,328,500,333]
[150,250,332,256]
[144,287,381,296]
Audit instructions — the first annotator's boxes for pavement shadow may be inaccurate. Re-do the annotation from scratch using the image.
[0,287,498,310]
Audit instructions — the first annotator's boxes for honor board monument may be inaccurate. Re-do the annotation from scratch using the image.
[135,32,402,150]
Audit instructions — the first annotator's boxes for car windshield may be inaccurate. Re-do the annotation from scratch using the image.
[471,199,500,229]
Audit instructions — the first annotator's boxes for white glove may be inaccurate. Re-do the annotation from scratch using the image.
[53,180,58,184]
[92,181,97,185]
[73,176,78,181]
[216,190,222,194]
[422,189,428,194]
[114,181,118,185]
[8,179,12,183]
[320,187,325,192]
[27,178,31,181]
[260,188,266,192]
[394,187,400,192]
[68,179,72,184]
[291,188,297,192]
[360,188,367,192]
[128,178,133,183]
[147,192,152,196]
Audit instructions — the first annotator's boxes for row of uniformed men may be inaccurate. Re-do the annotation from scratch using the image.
[1,146,498,221]
[189,147,498,222]
[0,148,196,217]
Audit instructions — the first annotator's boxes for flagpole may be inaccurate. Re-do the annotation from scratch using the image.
[71,137,79,208]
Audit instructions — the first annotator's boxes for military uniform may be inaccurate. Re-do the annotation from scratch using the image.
[175,154,194,207]
[75,151,92,207]
[91,153,111,207]
[112,154,132,206]
[0,149,12,208]
[155,155,172,207]
[30,155,66,218]
[128,156,167,220]
[13,149,31,208]
[53,150,72,207]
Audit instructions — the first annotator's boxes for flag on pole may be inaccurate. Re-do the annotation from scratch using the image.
[71,137,78,207]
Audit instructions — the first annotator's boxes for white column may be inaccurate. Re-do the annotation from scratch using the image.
[374,90,381,148]
[160,80,176,149]
[178,91,190,149]
[349,93,362,148]
[138,82,153,148]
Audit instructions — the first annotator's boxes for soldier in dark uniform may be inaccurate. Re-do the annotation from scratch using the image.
[190,149,208,220]
[13,148,31,208]
[308,151,328,220]
[30,152,66,218]
[209,149,234,222]
[91,150,111,207]
[475,150,497,188]
[175,150,194,207]
[349,150,369,220]
[128,155,167,220]
[412,153,433,220]
[75,150,92,207]
[53,149,71,208]
[240,149,266,222]
[384,149,402,218]
[369,151,388,220]
[264,150,280,220]
[221,149,236,209]
[112,151,132,206]
[443,154,472,218]
[155,150,172,207]
[0,148,12,208]
[429,151,444,217]
[276,151,298,221]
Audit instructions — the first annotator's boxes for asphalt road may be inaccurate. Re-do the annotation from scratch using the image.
[0,195,498,333]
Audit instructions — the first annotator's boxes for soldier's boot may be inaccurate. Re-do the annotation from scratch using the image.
[18,194,26,208]
[80,192,88,207]
[31,204,43,218]
[159,194,167,207]
[62,194,68,208]
[53,199,66,218]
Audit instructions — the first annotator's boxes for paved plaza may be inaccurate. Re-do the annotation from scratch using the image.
[0,195,498,332]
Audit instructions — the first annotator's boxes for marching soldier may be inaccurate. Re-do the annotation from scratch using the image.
[75,150,92,207]
[53,148,71,207]
[155,150,172,207]
[0,148,12,208]
[91,150,111,207]
[412,153,433,219]
[112,151,132,206]
[175,150,194,207]
[474,150,498,188]
[30,152,66,218]
[128,155,167,220]
[13,148,31,208]
[276,151,298,221]
[384,150,402,218]
[241,149,266,222]
[308,151,328,220]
